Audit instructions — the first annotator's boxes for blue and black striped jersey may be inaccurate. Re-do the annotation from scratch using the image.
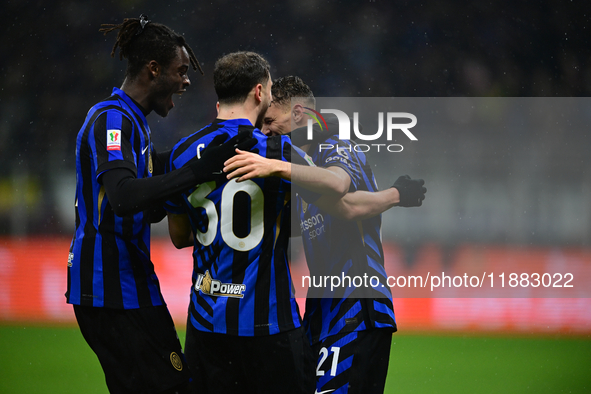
[66,87,164,309]
[165,118,302,336]
[298,134,397,344]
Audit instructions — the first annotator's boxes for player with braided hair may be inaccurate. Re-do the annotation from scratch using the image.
[66,15,255,394]
[99,15,204,82]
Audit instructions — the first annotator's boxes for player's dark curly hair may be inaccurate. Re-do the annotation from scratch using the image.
[213,51,270,105]
[99,15,203,79]
[271,75,315,108]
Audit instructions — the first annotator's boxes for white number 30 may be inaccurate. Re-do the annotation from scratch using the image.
[188,179,264,252]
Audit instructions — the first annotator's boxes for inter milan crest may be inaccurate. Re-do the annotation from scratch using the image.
[170,352,183,371]
[301,200,308,213]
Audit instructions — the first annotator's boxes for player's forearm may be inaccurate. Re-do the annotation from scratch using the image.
[266,159,291,179]
[223,151,349,198]
[289,164,349,198]
[102,166,197,217]
[314,188,400,220]
[255,159,349,198]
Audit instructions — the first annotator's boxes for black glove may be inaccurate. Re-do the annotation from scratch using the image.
[189,130,258,183]
[392,175,426,207]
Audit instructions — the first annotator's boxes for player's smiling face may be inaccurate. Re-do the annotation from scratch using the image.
[150,46,191,117]
[262,101,291,136]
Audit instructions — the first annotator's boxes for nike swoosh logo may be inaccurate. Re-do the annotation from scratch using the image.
[315,390,335,394]
[142,145,149,155]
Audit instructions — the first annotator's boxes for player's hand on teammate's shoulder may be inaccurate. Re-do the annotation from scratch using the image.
[223,149,285,182]
[392,175,427,207]
[189,130,257,183]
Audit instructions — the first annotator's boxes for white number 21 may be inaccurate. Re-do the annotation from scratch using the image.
[316,346,341,377]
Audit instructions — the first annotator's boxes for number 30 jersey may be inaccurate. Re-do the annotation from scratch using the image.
[165,118,301,336]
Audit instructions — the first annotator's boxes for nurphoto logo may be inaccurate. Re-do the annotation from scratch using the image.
[307,109,417,153]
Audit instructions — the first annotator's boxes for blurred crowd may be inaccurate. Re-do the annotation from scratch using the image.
[0,0,589,240]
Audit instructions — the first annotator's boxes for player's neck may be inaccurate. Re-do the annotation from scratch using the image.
[217,103,258,127]
[120,79,151,115]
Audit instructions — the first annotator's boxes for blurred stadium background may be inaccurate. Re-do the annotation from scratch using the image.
[1,0,590,393]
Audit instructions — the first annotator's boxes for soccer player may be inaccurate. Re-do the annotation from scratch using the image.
[66,16,255,394]
[225,75,426,394]
[164,51,325,394]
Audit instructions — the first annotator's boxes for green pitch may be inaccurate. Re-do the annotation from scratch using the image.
[385,332,591,393]
[0,325,589,393]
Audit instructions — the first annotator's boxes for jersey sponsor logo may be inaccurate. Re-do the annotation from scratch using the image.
[325,145,352,166]
[325,155,349,166]
[300,212,326,240]
[141,145,149,155]
[106,129,121,151]
[170,352,183,371]
[300,213,324,232]
[314,389,335,394]
[195,270,246,298]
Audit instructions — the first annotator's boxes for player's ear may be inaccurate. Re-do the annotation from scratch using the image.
[292,104,304,123]
[253,83,264,104]
[148,60,161,78]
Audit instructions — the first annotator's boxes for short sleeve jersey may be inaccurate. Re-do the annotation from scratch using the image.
[165,118,304,336]
[66,87,164,309]
[297,134,397,344]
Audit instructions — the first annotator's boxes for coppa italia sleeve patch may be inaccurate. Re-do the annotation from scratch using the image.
[107,129,122,151]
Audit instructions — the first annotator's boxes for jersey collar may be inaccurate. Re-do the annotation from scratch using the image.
[112,87,150,127]
[214,118,254,127]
